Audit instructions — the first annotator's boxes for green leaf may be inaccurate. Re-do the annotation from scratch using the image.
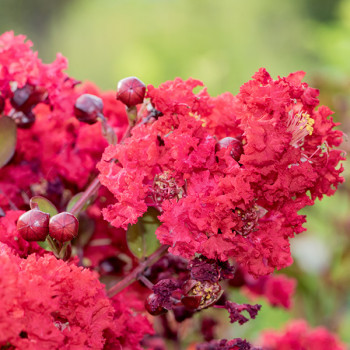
[30,196,58,216]
[66,192,91,213]
[0,116,17,168]
[126,207,161,260]
[37,239,53,251]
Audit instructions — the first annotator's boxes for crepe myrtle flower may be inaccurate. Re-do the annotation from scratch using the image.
[99,70,344,278]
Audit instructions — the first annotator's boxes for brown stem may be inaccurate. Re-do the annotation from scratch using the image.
[99,113,118,145]
[107,245,169,297]
[69,177,101,216]
[138,274,154,290]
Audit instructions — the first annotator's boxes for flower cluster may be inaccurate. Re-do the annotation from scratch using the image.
[98,71,344,277]
[0,31,346,349]
[260,320,346,350]
[0,32,128,211]
[0,243,152,349]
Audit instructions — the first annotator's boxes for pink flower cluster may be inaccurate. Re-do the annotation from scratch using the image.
[98,71,344,277]
[261,320,346,350]
[0,31,346,349]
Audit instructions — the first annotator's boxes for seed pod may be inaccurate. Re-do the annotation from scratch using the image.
[145,293,168,316]
[49,212,79,242]
[74,94,103,125]
[181,279,223,310]
[17,209,50,241]
[116,77,146,107]
[181,295,202,310]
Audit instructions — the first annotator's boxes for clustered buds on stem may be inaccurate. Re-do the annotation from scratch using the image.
[17,200,79,252]
[74,94,104,125]
[116,76,146,108]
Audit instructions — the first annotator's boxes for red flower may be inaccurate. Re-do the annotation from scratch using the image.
[0,243,152,350]
[260,320,346,350]
[99,71,344,277]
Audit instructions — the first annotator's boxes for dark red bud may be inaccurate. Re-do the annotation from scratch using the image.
[17,209,50,241]
[10,110,36,128]
[182,279,223,310]
[182,279,199,294]
[99,256,126,275]
[10,84,47,112]
[181,295,202,310]
[116,76,146,107]
[216,137,243,162]
[49,212,79,242]
[74,94,103,125]
[0,95,5,114]
[145,293,168,316]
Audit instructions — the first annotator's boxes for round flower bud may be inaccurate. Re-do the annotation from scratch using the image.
[49,212,79,242]
[116,76,146,107]
[145,293,168,316]
[10,84,48,112]
[17,209,50,241]
[215,137,243,162]
[11,110,36,129]
[74,94,103,125]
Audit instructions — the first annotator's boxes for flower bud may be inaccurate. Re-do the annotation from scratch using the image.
[49,212,79,242]
[181,279,223,310]
[10,84,48,112]
[215,137,243,162]
[17,209,50,241]
[145,293,168,316]
[10,110,36,129]
[116,76,146,107]
[74,94,103,125]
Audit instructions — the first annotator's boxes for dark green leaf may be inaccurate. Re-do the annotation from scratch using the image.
[126,207,161,259]
[30,196,58,216]
[0,116,17,168]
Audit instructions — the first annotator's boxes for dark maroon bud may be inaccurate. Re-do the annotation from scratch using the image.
[145,293,168,316]
[116,76,146,107]
[182,279,223,310]
[17,209,50,241]
[215,137,243,162]
[181,295,202,310]
[0,95,5,114]
[10,110,36,128]
[10,84,47,112]
[74,94,103,125]
[49,212,79,242]
[99,256,126,275]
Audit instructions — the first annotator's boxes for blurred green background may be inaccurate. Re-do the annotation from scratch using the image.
[1,0,349,346]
